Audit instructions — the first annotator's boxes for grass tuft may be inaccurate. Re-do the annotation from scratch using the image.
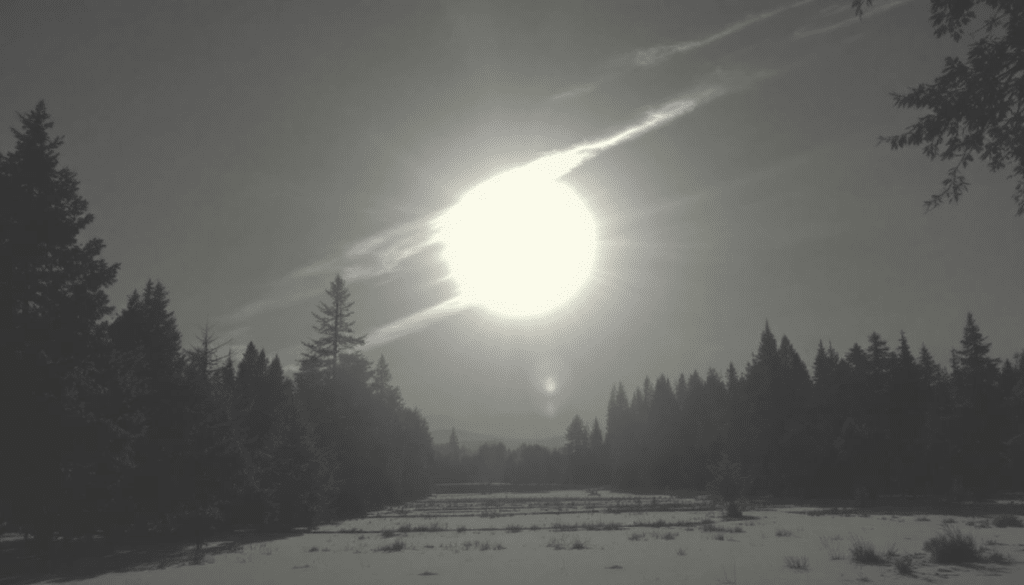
[894,554,914,575]
[923,525,982,564]
[376,539,407,553]
[849,536,885,564]
[784,555,808,570]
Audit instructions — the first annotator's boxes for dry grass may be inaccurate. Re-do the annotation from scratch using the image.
[849,536,886,564]
[375,539,406,553]
[924,525,982,564]
[784,555,808,570]
[894,554,914,575]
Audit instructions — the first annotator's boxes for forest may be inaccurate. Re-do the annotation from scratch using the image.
[0,103,435,551]
[438,318,1024,505]
[3,101,1023,559]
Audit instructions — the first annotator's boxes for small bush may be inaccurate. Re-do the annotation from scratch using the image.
[850,537,885,564]
[455,526,467,533]
[570,537,588,550]
[923,525,981,564]
[784,556,808,570]
[659,531,678,541]
[376,539,406,553]
[894,554,914,575]
[381,530,396,538]
[776,529,793,537]
[992,515,1023,528]
[712,534,725,541]
[677,548,687,556]
[628,532,646,541]
[547,537,564,550]
[505,524,522,533]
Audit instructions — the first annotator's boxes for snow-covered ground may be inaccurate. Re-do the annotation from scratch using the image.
[25,490,1024,584]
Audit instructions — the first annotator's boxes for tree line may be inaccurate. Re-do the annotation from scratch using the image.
[0,102,434,552]
[436,318,1024,503]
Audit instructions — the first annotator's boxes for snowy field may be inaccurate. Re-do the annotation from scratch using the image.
[10,490,1024,585]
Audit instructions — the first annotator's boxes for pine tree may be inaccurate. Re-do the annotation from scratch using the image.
[649,374,679,488]
[949,313,1003,497]
[295,275,373,518]
[565,415,589,484]
[0,102,121,546]
[299,274,365,375]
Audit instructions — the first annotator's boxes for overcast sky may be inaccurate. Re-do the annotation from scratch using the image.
[2,0,1021,441]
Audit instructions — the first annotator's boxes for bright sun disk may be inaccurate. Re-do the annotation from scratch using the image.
[437,174,597,318]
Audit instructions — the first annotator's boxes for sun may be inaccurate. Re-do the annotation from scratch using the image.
[436,172,597,318]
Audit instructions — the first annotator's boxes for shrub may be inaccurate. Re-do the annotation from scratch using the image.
[376,539,406,553]
[894,554,914,575]
[923,525,981,564]
[505,524,522,533]
[849,537,885,564]
[784,556,808,570]
[992,515,1023,528]
[570,538,588,550]
[776,529,793,537]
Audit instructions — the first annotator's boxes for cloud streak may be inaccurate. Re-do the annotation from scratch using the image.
[793,0,911,39]
[553,0,812,100]
[633,0,817,67]
[222,68,768,346]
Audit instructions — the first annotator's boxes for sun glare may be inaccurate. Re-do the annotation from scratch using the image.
[436,173,597,318]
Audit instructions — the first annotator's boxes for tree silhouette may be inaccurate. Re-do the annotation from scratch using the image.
[854,0,1024,214]
[0,101,120,547]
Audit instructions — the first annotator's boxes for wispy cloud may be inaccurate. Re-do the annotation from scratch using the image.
[793,0,911,39]
[633,0,817,67]
[363,297,471,349]
[221,68,769,345]
[553,0,811,100]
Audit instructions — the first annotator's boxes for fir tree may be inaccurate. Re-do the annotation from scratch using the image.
[0,102,120,546]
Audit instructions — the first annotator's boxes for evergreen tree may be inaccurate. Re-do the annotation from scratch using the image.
[565,414,589,484]
[0,102,121,545]
[649,374,679,488]
[605,383,630,487]
[295,275,372,518]
[589,418,606,485]
[299,274,365,375]
[949,313,1003,497]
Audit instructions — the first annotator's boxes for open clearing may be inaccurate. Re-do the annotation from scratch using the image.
[8,490,1024,584]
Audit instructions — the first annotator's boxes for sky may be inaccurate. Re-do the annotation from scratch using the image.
[2,0,1021,443]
